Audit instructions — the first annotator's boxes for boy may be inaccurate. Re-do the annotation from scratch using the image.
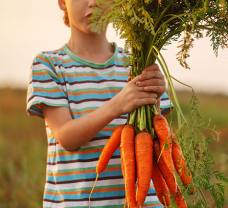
[26,0,171,207]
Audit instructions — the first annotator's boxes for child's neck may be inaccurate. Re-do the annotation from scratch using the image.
[67,29,114,63]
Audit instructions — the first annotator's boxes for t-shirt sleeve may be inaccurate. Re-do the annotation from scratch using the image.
[26,53,69,118]
[159,92,173,115]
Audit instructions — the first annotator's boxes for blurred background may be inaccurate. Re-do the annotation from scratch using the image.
[0,1,227,207]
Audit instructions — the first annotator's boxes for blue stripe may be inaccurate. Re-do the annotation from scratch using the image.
[32,74,52,81]
[66,75,128,82]
[44,190,124,201]
[49,148,120,163]
[31,91,66,98]
[44,187,157,201]
[47,138,57,144]
[69,93,118,101]
[47,170,122,182]
[96,131,113,137]
[62,61,126,68]
[35,57,53,70]
[160,92,169,99]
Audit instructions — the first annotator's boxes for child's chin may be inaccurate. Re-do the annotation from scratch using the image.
[84,27,103,35]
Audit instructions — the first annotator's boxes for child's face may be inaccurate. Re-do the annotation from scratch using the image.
[59,0,101,34]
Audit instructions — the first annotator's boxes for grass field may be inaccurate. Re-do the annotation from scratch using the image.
[0,87,227,208]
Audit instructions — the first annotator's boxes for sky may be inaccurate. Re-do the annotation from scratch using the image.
[0,0,228,95]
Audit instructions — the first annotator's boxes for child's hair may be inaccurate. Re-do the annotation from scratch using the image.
[63,9,70,27]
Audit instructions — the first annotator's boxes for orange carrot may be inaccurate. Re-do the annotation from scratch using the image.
[172,134,193,190]
[120,124,137,208]
[154,139,177,195]
[174,186,188,208]
[153,114,173,172]
[96,125,124,174]
[135,131,153,207]
[152,159,171,207]
[120,145,125,178]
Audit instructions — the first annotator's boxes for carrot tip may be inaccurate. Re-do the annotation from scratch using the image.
[89,173,99,208]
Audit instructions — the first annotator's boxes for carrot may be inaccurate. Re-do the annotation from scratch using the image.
[152,158,171,207]
[96,125,124,174]
[153,114,173,172]
[154,139,177,195]
[135,131,153,207]
[120,124,137,208]
[89,125,124,207]
[171,134,193,190]
[174,186,188,208]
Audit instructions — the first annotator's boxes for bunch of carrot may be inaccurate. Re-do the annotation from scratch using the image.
[90,113,193,207]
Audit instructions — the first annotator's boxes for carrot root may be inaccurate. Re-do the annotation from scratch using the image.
[96,125,124,174]
[152,159,171,207]
[89,174,99,208]
[174,186,188,208]
[153,114,174,172]
[135,131,153,207]
[154,139,177,195]
[121,125,137,208]
[172,134,193,189]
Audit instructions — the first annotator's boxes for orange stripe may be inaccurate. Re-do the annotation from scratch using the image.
[64,72,128,78]
[103,126,115,131]
[47,132,55,138]
[48,166,121,177]
[62,59,74,64]
[68,89,121,96]
[48,147,103,158]
[45,186,124,195]
[33,87,61,93]
[37,55,49,63]
[33,71,48,75]
[65,73,98,77]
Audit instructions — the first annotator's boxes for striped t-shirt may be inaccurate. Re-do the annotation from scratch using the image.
[26,42,172,208]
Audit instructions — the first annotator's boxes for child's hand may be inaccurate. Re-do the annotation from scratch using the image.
[111,64,166,116]
[136,64,166,98]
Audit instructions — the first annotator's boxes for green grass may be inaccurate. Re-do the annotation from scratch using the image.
[0,88,46,208]
[0,87,227,207]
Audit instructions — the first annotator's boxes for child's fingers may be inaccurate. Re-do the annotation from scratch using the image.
[143,64,160,72]
[136,79,165,88]
[140,70,164,81]
[135,97,158,106]
[129,75,142,85]
[143,86,166,95]
[137,92,158,99]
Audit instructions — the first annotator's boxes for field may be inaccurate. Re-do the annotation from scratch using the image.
[0,88,227,208]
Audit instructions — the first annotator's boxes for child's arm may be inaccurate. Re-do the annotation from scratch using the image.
[43,98,121,151]
[43,69,165,150]
[43,65,166,151]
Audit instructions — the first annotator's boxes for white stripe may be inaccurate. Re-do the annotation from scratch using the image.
[43,198,125,207]
[160,99,172,108]
[29,81,62,88]
[69,101,104,110]
[27,97,68,108]
[67,81,127,90]
[45,178,124,191]
[47,138,117,153]
[61,65,129,74]
[43,191,160,207]
[47,158,120,171]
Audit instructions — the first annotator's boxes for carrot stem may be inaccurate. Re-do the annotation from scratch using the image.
[129,110,136,126]
[146,105,152,134]
[152,46,186,126]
